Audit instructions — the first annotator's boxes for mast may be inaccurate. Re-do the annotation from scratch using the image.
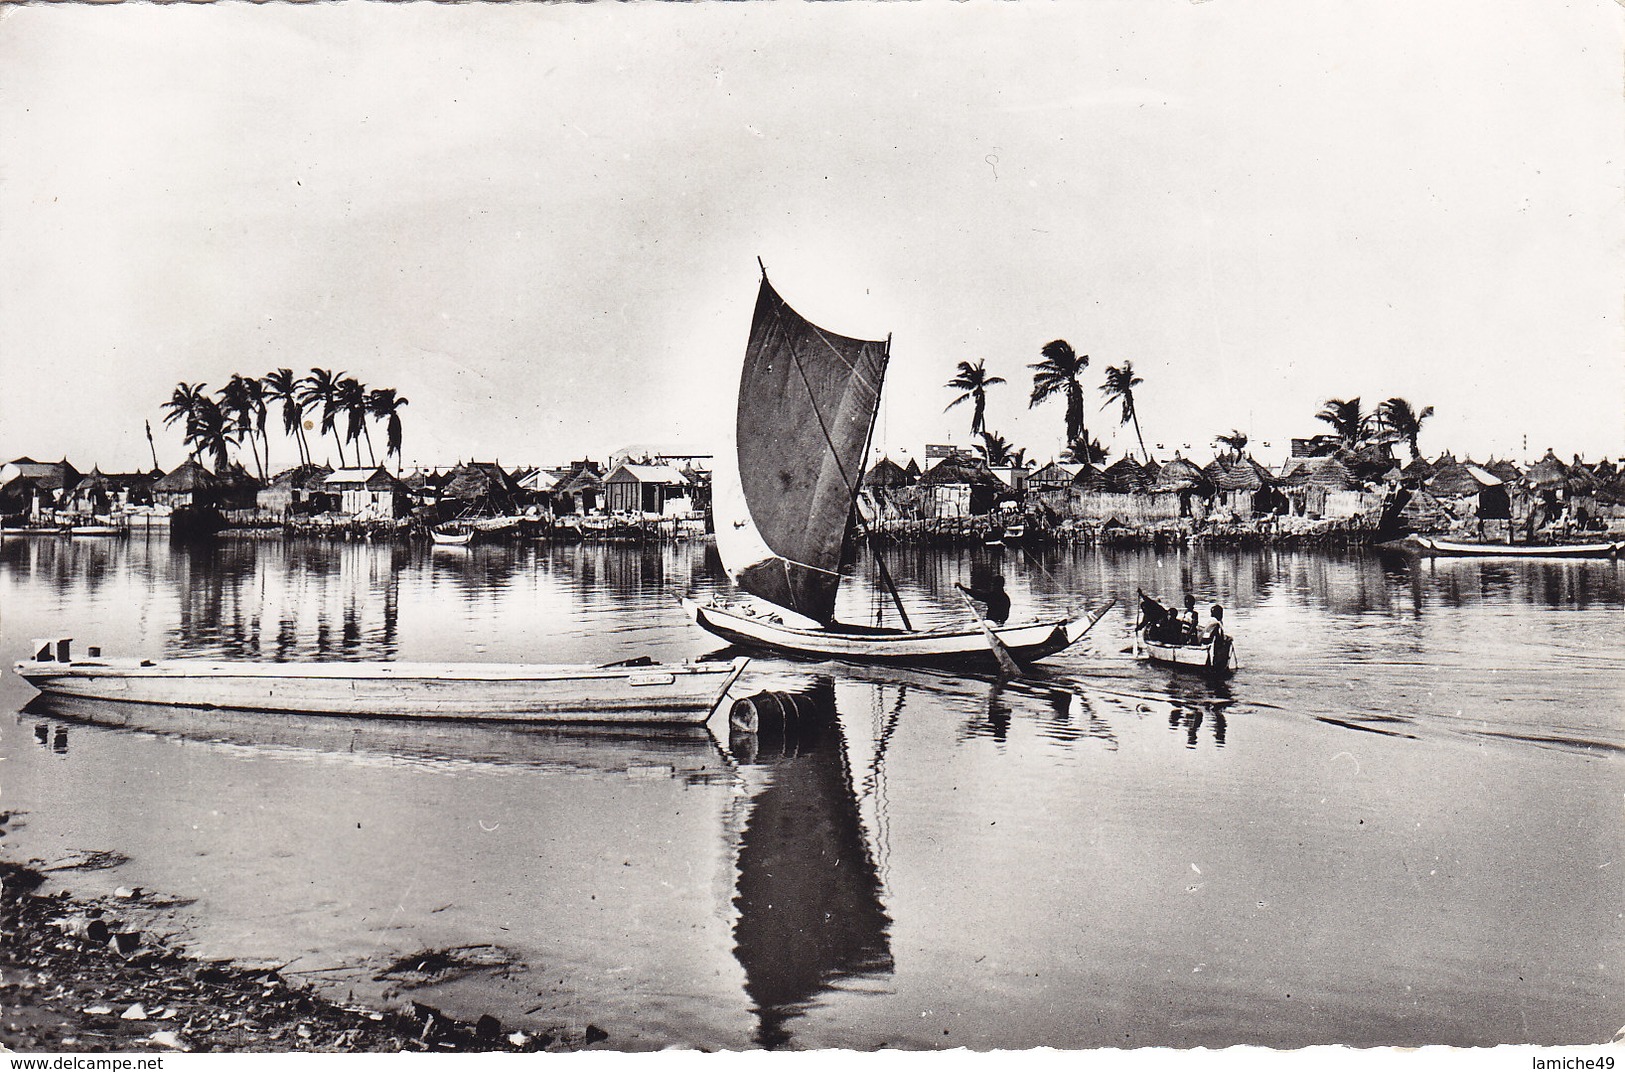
[855,333,913,630]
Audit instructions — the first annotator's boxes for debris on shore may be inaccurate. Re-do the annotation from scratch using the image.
[0,861,603,1053]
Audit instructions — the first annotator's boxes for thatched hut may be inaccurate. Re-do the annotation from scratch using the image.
[258,464,334,516]
[917,458,1006,518]
[152,459,221,509]
[443,461,527,516]
[1101,457,1150,494]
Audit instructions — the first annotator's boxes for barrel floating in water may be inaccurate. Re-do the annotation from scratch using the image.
[727,689,829,735]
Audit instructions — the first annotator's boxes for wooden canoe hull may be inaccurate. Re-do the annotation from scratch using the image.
[1415,537,1621,559]
[1135,637,1235,677]
[683,597,1093,668]
[13,656,749,723]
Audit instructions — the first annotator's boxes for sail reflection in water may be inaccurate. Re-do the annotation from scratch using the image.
[729,681,893,1049]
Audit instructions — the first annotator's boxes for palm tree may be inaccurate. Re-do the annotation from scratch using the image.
[1062,435,1109,466]
[1315,397,1371,452]
[1375,397,1435,461]
[367,388,410,469]
[297,369,347,467]
[161,382,209,461]
[976,430,1013,467]
[1213,430,1249,460]
[1100,361,1149,463]
[263,369,310,467]
[337,378,374,466]
[217,375,264,480]
[188,397,237,471]
[1029,339,1090,455]
[944,359,1006,439]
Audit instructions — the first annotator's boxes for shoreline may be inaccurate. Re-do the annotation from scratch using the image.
[0,859,603,1054]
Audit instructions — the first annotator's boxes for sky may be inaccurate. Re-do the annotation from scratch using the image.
[1,0,1620,476]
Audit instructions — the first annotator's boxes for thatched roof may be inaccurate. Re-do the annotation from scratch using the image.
[1150,456,1211,493]
[1525,450,1569,489]
[153,459,219,493]
[918,459,1005,488]
[1101,457,1151,493]
[1028,462,1081,488]
[1070,464,1107,491]
[1206,454,1273,492]
[1277,455,1355,491]
[863,458,913,488]
[1425,457,1492,497]
[442,461,524,502]
[268,464,333,491]
[1400,454,1436,481]
[1483,458,1524,485]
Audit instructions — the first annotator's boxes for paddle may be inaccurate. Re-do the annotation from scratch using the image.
[956,590,1025,679]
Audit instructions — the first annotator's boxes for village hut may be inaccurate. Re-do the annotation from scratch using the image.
[258,464,334,516]
[1205,454,1277,516]
[62,468,156,516]
[1276,455,1358,518]
[1422,456,1484,498]
[551,461,605,516]
[440,461,526,517]
[903,457,922,479]
[1101,457,1151,494]
[859,458,919,523]
[324,467,411,519]
[0,457,81,514]
[1525,450,1569,490]
[214,463,264,511]
[1149,455,1213,518]
[152,459,222,510]
[917,458,1006,518]
[1399,453,1437,484]
[1483,458,1525,487]
[603,463,692,515]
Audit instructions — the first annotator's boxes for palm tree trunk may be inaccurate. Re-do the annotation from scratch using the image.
[1132,412,1149,463]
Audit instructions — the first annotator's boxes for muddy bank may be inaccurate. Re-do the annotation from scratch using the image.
[0,860,607,1054]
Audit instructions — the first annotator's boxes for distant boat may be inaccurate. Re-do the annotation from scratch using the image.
[15,639,749,724]
[68,524,126,537]
[1003,522,1026,542]
[1412,536,1621,559]
[431,527,474,546]
[682,268,1110,670]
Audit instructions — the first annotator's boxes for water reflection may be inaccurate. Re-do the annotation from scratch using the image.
[728,681,893,1049]
[18,694,726,779]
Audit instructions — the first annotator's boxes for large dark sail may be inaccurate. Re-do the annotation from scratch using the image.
[714,278,889,624]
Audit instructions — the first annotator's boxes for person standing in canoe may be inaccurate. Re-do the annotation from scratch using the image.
[956,576,1011,626]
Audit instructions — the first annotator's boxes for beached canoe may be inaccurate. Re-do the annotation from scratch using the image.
[15,639,749,724]
[1412,536,1621,559]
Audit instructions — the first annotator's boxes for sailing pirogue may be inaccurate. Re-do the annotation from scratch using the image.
[681,270,1107,668]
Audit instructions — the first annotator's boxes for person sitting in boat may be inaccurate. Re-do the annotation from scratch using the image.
[1198,605,1226,644]
[1136,590,1183,645]
[956,576,1010,626]
[1181,596,1201,641]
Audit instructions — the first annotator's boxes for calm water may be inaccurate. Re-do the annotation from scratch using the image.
[0,532,1620,1049]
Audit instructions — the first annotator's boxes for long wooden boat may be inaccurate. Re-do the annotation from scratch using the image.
[1413,536,1621,559]
[691,269,1108,669]
[15,639,749,724]
[681,596,1107,669]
